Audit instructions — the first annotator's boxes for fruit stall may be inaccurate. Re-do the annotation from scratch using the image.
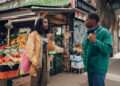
[0,20,32,86]
[0,17,51,86]
[0,0,75,86]
[0,14,73,86]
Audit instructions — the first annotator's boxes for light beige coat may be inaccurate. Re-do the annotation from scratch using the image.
[25,31,42,77]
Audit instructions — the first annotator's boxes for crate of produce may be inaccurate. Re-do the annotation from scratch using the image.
[0,46,20,79]
[0,64,19,79]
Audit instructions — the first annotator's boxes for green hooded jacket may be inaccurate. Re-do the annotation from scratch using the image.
[82,26,112,74]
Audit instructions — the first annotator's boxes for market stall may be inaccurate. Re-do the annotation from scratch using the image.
[0,21,19,76]
[0,21,28,86]
[0,19,41,86]
[0,1,76,86]
[0,9,74,86]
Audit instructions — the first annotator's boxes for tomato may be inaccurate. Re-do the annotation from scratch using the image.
[0,59,3,64]
[0,55,4,58]
[11,54,16,57]
[12,53,20,58]
[3,57,11,62]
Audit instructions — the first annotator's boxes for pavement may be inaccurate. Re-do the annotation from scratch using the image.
[47,53,120,86]
[47,73,88,86]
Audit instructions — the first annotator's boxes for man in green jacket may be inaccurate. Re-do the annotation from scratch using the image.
[82,13,112,86]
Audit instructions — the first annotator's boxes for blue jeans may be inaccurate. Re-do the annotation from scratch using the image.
[88,72,106,86]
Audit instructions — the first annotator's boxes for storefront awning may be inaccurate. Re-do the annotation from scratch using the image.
[0,0,70,11]
[0,7,75,21]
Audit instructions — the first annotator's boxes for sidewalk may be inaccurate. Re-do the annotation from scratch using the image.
[47,53,120,86]
[47,73,88,86]
[106,52,120,86]
[111,53,120,59]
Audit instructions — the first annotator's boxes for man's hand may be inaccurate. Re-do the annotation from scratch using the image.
[88,33,96,42]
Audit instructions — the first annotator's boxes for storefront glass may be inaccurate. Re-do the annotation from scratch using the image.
[73,19,87,44]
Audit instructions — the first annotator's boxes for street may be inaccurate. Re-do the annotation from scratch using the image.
[47,53,120,86]
[106,60,120,86]
[47,73,88,86]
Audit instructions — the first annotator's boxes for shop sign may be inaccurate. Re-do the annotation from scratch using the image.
[0,0,70,11]
[76,0,96,13]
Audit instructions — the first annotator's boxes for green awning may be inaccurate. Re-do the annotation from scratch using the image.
[0,0,70,11]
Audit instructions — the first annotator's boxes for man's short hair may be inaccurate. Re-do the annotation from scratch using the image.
[88,13,100,23]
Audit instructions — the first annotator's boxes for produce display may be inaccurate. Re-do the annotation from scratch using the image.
[0,45,21,79]
[0,32,28,65]
[10,34,28,49]
[0,29,29,79]
[0,47,20,65]
[17,34,27,48]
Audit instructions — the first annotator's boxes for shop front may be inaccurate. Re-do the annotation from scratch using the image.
[69,0,96,73]
[0,0,97,86]
[0,0,75,86]
[73,0,96,45]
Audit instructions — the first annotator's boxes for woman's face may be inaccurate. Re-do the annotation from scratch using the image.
[43,18,48,30]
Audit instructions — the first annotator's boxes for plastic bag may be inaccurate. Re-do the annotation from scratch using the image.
[20,50,31,74]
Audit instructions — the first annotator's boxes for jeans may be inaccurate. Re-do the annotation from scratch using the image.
[88,72,106,86]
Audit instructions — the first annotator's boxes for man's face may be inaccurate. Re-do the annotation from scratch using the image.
[85,18,97,29]
[43,18,48,30]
